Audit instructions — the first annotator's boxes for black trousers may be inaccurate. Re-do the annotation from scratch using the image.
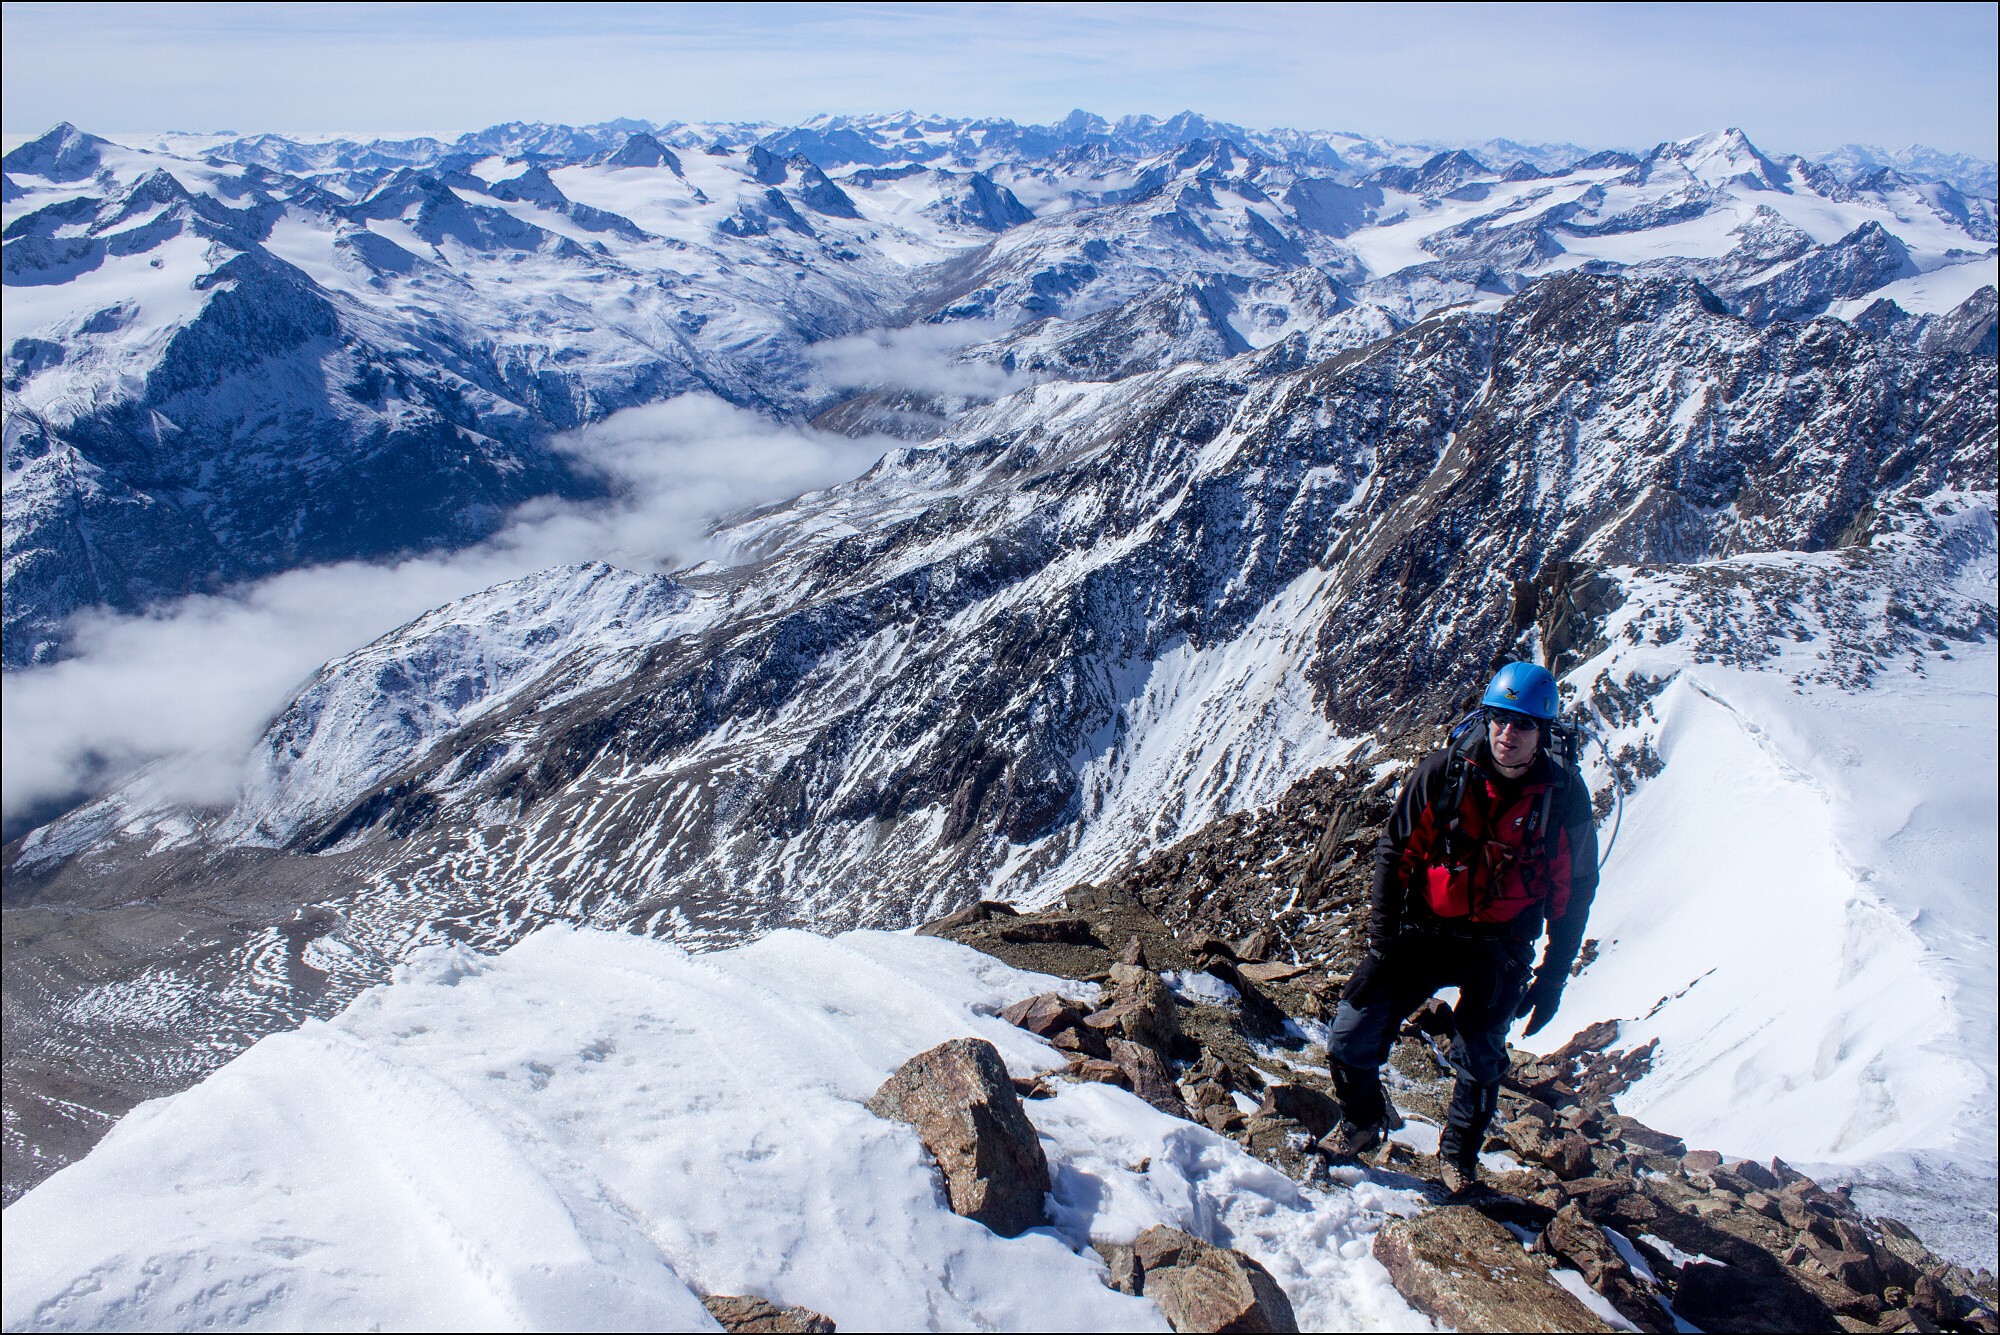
[1327,932,1533,1157]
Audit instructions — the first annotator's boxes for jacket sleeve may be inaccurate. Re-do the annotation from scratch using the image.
[1367,750,1450,947]
[1540,764,1600,973]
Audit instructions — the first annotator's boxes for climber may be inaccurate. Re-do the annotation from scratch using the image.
[1320,661,1599,1195]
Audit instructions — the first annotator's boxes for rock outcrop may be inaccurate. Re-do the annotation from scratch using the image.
[1094,1225,1299,1334]
[865,1037,1050,1237]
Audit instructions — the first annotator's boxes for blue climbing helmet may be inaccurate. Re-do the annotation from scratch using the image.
[1482,661,1560,722]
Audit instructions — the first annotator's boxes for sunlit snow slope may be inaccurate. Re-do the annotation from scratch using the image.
[1532,496,1999,1266]
[0,928,1432,1333]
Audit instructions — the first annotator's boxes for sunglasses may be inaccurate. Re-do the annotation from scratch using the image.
[1487,709,1542,733]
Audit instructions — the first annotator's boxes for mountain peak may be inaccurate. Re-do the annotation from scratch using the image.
[2,122,111,182]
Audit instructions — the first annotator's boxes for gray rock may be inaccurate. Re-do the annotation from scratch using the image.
[866,1037,1050,1237]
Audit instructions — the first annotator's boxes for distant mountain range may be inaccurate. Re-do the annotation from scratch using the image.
[5,115,1993,669]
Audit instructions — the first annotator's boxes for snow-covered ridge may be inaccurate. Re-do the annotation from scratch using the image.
[0,927,1430,1332]
[1533,490,1998,1261]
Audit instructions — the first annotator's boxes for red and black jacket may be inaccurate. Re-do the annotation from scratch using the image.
[1367,738,1599,969]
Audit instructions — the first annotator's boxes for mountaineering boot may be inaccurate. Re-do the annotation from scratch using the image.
[1329,1060,1390,1129]
[1317,1103,1405,1160]
[1438,1079,1496,1194]
[1437,1149,1479,1195]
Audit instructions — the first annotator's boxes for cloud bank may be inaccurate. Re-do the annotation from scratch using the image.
[1,396,889,833]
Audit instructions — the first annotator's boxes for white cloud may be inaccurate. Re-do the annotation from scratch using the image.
[806,319,1024,399]
[0,396,889,830]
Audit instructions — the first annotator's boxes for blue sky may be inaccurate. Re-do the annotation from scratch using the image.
[2,1,1994,157]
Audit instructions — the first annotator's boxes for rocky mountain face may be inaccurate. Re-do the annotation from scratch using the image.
[6,262,1993,1203]
[6,119,1994,665]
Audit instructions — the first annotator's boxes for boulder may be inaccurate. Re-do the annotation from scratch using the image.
[1550,1132,1596,1180]
[1682,1148,1725,1173]
[1237,961,1310,984]
[1085,962,1179,1053]
[914,900,1018,936]
[700,1295,837,1333]
[1130,1225,1299,1333]
[1670,1262,1842,1332]
[866,1037,1051,1237]
[1253,1083,1342,1140]
[1067,1056,1130,1086]
[1233,928,1276,962]
[1001,992,1087,1038]
[1108,1038,1193,1120]
[1373,1206,1614,1333]
[1603,1114,1686,1158]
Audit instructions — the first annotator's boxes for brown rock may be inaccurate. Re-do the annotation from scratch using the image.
[1671,1262,1842,1333]
[1201,1104,1246,1134]
[1374,1206,1613,1332]
[1094,1240,1145,1296]
[1502,1116,1556,1160]
[914,901,1017,937]
[1539,1203,1678,1333]
[1011,1075,1056,1100]
[1682,1149,1724,1173]
[1812,1247,1883,1294]
[1253,1083,1342,1140]
[1731,1158,1784,1191]
[1603,1114,1686,1157]
[1550,1132,1596,1180]
[1237,961,1310,984]
[700,1295,837,1333]
[1108,1038,1193,1120]
[1120,935,1149,967]
[866,1037,1051,1237]
[1131,1225,1299,1332]
[1000,992,1087,1037]
[1068,1056,1130,1087]
[1052,1025,1112,1060]
[1086,962,1180,1053]
[1233,929,1276,963]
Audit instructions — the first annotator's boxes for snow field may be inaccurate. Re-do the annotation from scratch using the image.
[1527,553,1998,1266]
[1,928,1432,1332]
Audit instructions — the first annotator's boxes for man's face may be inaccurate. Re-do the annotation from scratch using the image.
[1487,710,1541,770]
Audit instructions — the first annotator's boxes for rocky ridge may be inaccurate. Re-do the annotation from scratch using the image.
[920,860,2000,1333]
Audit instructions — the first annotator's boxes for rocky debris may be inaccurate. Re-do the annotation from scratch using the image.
[1538,1202,1678,1331]
[700,1295,838,1333]
[1374,1206,1615,1332]
[1092,1225,1299,1333]
[995,916,1099,945]
[865,1037,1050,1237]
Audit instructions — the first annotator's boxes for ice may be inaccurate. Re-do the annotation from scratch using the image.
[1,928,1432,1332]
